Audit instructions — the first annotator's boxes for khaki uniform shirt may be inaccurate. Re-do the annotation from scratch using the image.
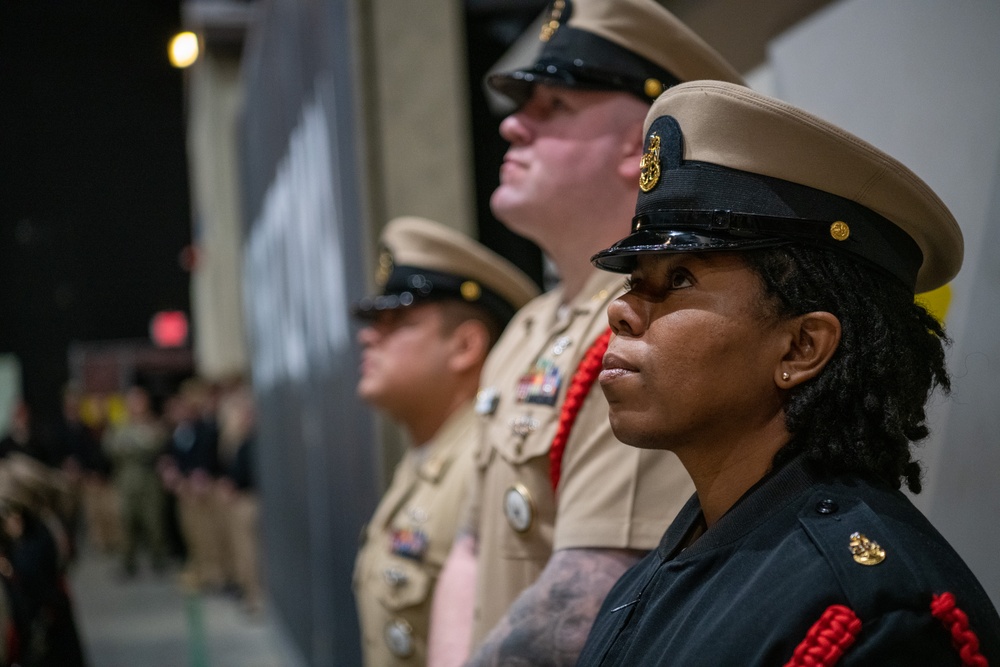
[470,269,694,644]
[354,405,476,666]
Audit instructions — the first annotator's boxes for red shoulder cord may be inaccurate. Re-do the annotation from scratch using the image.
[785,594,990,667]
[549,327,612,493]
[931,591,989,667]
[784,604,862,667]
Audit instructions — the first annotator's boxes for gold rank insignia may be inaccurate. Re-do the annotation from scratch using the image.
[539,0,566,42]
[376,247,393,287]
[849,532,886,566]
[639,134,661,192]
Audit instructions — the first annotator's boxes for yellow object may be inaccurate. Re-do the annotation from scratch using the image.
[849,532,886,566]
[916,283,953,324]
[639,134,661,192]
[829,221,850,241]
[169,32,199,69]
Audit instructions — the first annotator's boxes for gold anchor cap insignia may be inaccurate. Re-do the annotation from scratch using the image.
[639,134,661,192]
[849,532,886,566]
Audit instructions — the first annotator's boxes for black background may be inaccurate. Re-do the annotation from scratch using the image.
[0,0,192,429]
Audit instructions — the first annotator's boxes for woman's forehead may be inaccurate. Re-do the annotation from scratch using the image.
[631,251,745,275]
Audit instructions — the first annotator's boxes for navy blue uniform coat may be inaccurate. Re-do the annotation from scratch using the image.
[578,454,1000,666]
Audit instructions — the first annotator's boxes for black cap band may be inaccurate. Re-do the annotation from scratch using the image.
[488,25,680,107]
[354,266,519,325]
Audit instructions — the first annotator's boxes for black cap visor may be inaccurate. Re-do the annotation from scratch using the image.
[489,62,663,108]
[592,223,789,274]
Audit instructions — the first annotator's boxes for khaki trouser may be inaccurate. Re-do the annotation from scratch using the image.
[81,477,122,552]
[178,484,230,589]
[224,490,262,612]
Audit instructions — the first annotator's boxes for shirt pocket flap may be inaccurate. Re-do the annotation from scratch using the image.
[484,405,559,467]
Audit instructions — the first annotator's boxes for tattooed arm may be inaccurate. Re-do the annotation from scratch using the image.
[465,547,644,667]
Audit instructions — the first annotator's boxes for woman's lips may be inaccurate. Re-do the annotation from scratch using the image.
[599,352,638,384]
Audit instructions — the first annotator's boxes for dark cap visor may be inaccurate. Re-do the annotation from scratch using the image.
[488,63,661,108]
[591,226,789,273]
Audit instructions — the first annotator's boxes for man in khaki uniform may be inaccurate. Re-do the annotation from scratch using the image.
[427,1,744,664]
[353,217,538,666]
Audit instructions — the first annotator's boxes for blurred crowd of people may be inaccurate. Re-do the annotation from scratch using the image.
[0,375,262,666]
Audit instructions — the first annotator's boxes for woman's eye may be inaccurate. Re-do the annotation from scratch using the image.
[669,271,693,289]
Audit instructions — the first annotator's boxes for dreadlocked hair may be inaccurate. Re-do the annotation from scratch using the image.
[743,245,950,493]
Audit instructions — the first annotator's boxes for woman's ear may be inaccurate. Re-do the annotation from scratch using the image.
[776,311,841,388]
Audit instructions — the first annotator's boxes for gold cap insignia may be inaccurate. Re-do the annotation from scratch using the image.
[639,134,662,193]
[461,280,481,302]
[539,0,566,42]
[376,248,393,286]
[644,78,664,99]
[830,221,851,241]
[849,532,886,566]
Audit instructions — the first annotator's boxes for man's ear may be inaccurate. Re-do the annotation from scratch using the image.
[617,119,646,183]
[447,319,491,375]
[776,311,841,388]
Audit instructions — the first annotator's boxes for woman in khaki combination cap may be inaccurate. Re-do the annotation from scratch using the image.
[576,82,1000,665]
[429,0,743,665]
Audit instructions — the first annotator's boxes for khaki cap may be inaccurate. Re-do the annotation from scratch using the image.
[592,81,963,293]
[0,465,38,513]
[354,216,540,325]
[489,0,744,107]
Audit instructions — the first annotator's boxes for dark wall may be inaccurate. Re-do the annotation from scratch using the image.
[239,1,379,664]
[238,3,550,665]
[0,0,191,427]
